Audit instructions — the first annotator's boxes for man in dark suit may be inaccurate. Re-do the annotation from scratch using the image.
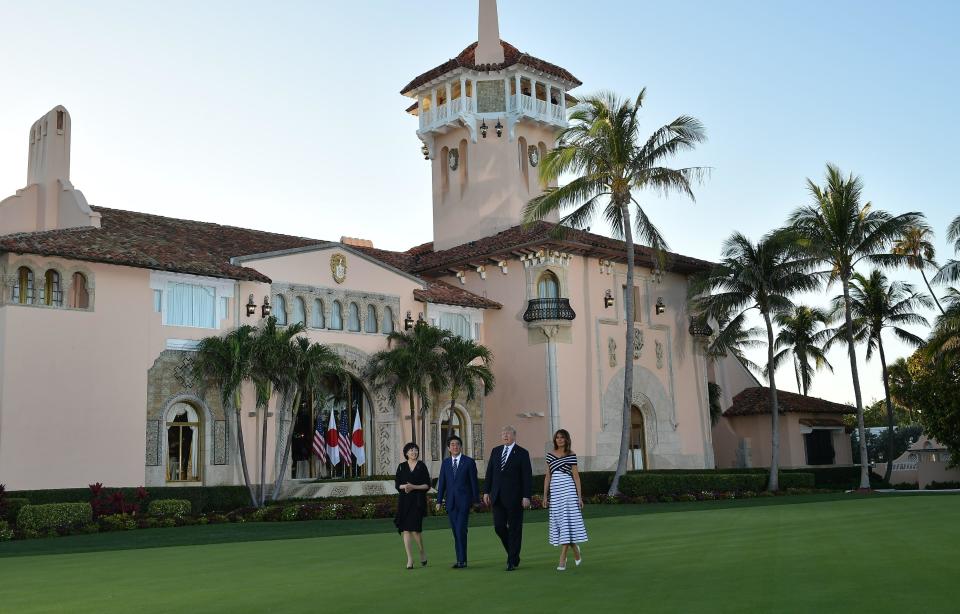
[435,435,480,568]
[483,425,532,571]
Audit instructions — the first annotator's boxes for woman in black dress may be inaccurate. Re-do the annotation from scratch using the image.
[395,442,431,569]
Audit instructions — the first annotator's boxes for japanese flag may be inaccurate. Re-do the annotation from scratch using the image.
[326,410,340,466]
[351,410,365,467]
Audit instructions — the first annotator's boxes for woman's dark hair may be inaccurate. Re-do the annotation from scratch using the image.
[446,435,463,447]
[402,442,420,457]
[553,429,571,455]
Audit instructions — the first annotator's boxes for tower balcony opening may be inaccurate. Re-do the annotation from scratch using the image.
[523,297,576,323]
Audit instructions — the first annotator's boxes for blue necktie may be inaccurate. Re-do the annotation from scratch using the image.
[501,446,509,469]
[453,457,458,477]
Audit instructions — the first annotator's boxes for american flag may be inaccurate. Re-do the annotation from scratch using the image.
[337,409,352,467]
[312,412,328,464]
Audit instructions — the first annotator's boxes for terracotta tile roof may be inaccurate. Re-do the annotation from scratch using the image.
[414,279,502,310]
[724,387,856,417]
[401,40,581,95]
[0,207,322,283]
[381,221,715,276]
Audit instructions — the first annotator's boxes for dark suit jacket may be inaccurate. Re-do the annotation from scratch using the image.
[436,454,479,512]
[484,444,533,507]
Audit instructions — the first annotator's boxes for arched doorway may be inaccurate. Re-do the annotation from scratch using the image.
[166,402,202,482]
[630,405,648,471]
[290,375,374,479]
[440,406,466,458]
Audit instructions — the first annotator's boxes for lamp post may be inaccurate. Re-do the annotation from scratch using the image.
[655,297,666,315]
[495,119,503,138]
[404,311,415,331]
[261,296,272,318]
[603,289,614,309]
[246,294,257,317]
[480,120,488,139]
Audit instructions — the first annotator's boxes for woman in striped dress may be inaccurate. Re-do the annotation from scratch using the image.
[544,428,587,570]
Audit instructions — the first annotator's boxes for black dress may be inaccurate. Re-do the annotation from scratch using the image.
[394,461,430,533]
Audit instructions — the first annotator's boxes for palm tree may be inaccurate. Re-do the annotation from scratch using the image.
[887,357,917,423]
[439,335,495,440]
[270,337,345,501]
[366,323,450,448]
[932,214,960,287]
[250,317,305,506]
[706,311,766,374]
[893,224,944,314]
[690,231,816,491]
[191,325,258,507]
[523,89,708,495]
[787,163,924,489]
[825,270,930,482]
[926,287,960,361]
[772,305,833,396]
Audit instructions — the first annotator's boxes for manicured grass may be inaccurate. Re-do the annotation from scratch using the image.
[1,494,958,613]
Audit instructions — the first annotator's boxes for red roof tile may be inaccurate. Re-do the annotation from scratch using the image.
[724,387,855,417]
[414,279,501,310]
[401,40,581,96]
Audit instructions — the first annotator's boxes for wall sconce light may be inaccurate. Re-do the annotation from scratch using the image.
[404,310,415,331]
[421,143,429,159]
[480,120,488,139]
[246,294,257,317]
[495,119,503,138]
[261,296,272,318]
[655,297,666,315]
[604,289,614,309]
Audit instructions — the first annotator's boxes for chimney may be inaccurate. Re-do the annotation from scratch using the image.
[341,236,374,248]
[476,0,504,64]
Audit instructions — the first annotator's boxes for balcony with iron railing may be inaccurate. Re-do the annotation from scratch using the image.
[523,297,576,323]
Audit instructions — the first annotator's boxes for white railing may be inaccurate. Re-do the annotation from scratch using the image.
[435,102,448,122]
[520,94,534,112]
[551,104,564,121]
[535,99,547,116]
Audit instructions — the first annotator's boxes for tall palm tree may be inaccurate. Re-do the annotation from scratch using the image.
[270,337,345,501]
[893,224,944,314]
[706,311,765,374]
[691,231,816,491]
[933,214,960,287]
[887,357,917,423]
[439,335,495,442]
[366,323,450,448]
[191,325,258,507]
[772,305,833,396]
[523,89,708,495]
[787,163,924,489]
[926,287,960,361]
[825,270,930,482]
[250,317,305,506]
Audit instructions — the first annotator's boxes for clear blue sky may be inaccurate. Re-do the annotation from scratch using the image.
[1,1,958,405]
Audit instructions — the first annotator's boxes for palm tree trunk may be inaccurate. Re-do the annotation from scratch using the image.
[609,202,636,496]
[763,311,780,492]
[409,393,417,446]
[877,338,895,484]
[842,278,871,490]
[920,269,945,315]
[231,390,258,507]
[793,355,802,396]
[259,394,272,507]
[270,386,301,502]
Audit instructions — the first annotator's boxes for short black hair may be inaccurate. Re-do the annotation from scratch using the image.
[446,435,463,447]
[402,442,420,457]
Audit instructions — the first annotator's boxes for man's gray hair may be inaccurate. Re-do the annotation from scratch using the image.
[502,425,516,435]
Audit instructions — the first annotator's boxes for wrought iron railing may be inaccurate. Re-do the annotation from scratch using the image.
[523,298,576,322]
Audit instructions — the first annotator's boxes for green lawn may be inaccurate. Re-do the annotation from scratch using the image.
[1,494,957,613]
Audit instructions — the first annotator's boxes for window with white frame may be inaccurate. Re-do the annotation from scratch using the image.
[383,306,394,334]
[312,299,325,328]
[166,282,216,328]
[440,312,473,340]
[347,302,361,332]
[292,297,306,326]
[152,272,233,329]
[274,294,287,325]
[219,296,230,321]
[365,304,378,333]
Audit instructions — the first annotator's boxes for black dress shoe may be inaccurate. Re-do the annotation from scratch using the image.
[505,564,516,571]
[451,562,464,569]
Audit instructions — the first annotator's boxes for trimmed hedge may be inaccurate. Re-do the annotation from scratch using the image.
[0,519,12,541]
[782,467,889,490]
[17,502,93,533]
[148,499,193,518]
[619,472,815,497]
[8,486,252,514]
[927,481,960,490]
[2,497,30,523]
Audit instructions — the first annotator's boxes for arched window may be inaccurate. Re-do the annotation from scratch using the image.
[41,270,62,306]
[70,272,89,309]
[167,403,201,482]
[440,145,450,197]
[312,299,325,329]
[537,141,548,188]
[273,294,287,325]
[459,138,469,195]
[292,297,306,326]
[517,136,529,189]
[365,304,378,333]
[347,302,361,332]
[630,406,647,471]
[383,306,394,334]
[537,271,560,299]
[440,407,466,458]
[12,267,34,304]
[331,301,344,330]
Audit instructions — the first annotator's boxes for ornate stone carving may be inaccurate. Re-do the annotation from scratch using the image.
[145,420,160,466]
[362,481,386,495]
[655,340,664,370]
[473,424,484,460]
[330,485,348,497]
[608,337,617,367]
[431,422,440,461]
[377,423,393,474]
[633,327,644,359]
[214,420,228,465]
[330,253,347,284]
[448,148,459,171]
[173,354,197,390]
[528,145,540,167]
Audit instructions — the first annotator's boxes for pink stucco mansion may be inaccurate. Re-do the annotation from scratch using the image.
[0,1,853,492]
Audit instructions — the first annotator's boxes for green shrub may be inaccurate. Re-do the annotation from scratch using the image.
[3,498,29,523]
[99,514,137,531]
[7,485,251,514]
[892,482,919,490]
[926,480,960,490]
[618,472,814,497]
[148,499,192,518]
[17,502,92,533]
[0,519,13,541]
[281,505,301,521]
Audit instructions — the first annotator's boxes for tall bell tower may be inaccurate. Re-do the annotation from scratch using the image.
[401,0,580,251]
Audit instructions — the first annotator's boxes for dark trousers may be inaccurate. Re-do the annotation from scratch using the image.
[492,500,523,566]
[448,507,470,563]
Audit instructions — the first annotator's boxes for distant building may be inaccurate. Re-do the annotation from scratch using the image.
[878,436,959,488]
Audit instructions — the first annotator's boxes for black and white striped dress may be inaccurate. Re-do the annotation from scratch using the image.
[546,452,588,546]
